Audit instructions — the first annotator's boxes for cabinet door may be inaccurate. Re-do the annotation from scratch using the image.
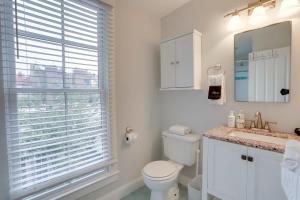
[247,147,287,200]
[207,139,248,200]
[160,40,176,89]
[175,34,193,88]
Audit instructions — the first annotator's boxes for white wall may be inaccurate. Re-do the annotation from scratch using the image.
[161,0,300,177]
[61,0,162,199]
[113,0,161,194]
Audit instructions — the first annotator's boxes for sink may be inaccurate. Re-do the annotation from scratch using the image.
[228,131,288,146]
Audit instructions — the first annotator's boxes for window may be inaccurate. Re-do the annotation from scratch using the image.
[0,0,117,199]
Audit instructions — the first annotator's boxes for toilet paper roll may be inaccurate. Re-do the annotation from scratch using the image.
[125,132,138,144]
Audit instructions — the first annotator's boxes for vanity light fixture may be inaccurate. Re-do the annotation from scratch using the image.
[227,10,243,31]
[249,4,267,25]
[225,0,276,26]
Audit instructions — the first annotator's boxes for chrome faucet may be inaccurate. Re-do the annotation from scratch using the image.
[255,112,263,129]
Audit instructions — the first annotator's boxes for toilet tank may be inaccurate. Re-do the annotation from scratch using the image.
[162,131,200,166]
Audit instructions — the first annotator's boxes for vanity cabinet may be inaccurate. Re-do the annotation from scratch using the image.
[203,138,286,200]
[160,30,201,90]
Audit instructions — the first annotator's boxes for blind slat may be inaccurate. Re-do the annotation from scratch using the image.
[8,136,108,161]
[8,110,103,122]
[11,155,110,188]
[16,0,62,12]
[6,104,104,114]
[11,149,110,177]
[64,18,97,31]
[9,140,109,167]
[64,6,97,20]
[8,128,108,149]
[7,114,107,129]
[15,3,61,21]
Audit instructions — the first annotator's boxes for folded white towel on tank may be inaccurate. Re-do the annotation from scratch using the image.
[169,125,192,136]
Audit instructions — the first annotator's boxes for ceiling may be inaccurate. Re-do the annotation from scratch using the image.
[126,0,192,17]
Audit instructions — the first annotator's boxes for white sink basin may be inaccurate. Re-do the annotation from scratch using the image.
[228,131,288,146]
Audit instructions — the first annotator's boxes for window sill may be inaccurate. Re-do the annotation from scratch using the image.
[28,171,120,200]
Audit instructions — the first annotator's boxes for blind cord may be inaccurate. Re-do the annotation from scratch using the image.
[14,0,19,58]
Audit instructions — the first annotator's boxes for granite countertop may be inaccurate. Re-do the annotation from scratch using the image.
[203,126,300,153]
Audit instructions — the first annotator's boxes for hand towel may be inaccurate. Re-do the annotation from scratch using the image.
[208,86,222,99]
[281,140,300,200]
[281,166,300,200]
[283,140,300,172]
[208,73,226,105]
[169,125,192,136]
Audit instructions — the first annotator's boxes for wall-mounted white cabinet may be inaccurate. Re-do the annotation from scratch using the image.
[160,30,202,90]
[202,138,287,200]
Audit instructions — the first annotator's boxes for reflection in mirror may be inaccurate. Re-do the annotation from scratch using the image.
[234,21,291,102]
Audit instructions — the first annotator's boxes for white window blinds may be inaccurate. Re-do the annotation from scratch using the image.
[0,0,117,199]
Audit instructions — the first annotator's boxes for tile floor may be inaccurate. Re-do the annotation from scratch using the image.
[121,184,188,200]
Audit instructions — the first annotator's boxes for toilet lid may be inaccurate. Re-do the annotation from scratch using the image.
[143,161,176,178]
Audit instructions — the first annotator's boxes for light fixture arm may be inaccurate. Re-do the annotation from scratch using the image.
[224,0,276,17]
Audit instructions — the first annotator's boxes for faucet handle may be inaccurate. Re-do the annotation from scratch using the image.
[264,121,277,132]
[245,120,255,129]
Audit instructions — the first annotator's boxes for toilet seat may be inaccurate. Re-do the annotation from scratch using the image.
[143,161,177,181]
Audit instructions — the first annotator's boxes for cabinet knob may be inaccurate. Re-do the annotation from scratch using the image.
[247,156,254,162]
[176,61,180,64]
[170,62,175,65]
[241,155,247,160]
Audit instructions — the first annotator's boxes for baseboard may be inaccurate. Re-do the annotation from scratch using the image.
[98,174,195,200]
[118,176,144,199]
[97,176,144,200]
[178,174,192,187]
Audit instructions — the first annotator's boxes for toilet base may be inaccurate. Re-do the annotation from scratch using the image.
[150,185,179,200]
[150,190,168,200]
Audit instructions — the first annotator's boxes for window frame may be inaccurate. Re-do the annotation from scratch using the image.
[0,0,118,199]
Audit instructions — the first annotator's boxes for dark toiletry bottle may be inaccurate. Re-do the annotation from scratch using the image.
[295,128,300,136]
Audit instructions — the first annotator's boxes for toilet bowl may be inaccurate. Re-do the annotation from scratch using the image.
[142,160,183,200]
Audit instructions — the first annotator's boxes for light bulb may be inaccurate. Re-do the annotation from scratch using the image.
[279,0,300,16]
[249,5,267,25]
[227,14,243,31]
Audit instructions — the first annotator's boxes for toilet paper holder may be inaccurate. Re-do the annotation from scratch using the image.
[125,127,133,135]
[124,127,138,144]
[125,127,134,139]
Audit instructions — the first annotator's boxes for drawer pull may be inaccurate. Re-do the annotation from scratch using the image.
[248,156,254,162]
[241,155,247,160]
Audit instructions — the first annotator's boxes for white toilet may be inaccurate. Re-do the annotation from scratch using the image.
[142,131,200,200]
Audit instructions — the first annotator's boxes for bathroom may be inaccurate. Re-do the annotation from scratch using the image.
[0,0,299,199]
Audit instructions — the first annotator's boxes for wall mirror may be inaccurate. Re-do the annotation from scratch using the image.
[234,21,291,103]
